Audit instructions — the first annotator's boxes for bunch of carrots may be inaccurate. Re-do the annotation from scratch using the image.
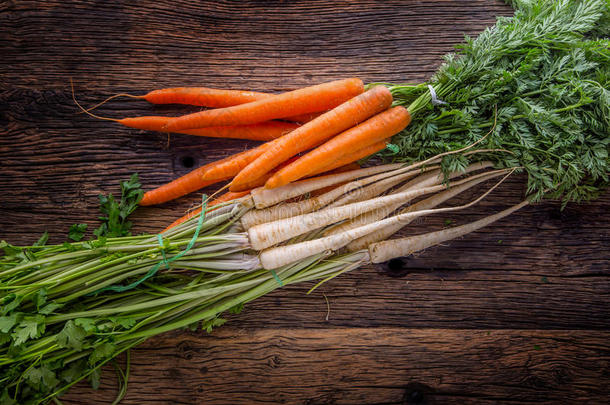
[79,78,412,226]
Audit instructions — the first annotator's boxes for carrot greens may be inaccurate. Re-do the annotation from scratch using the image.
[384,0,609,205]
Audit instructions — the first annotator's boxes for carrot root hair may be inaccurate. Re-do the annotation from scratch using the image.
[70,79,120,122]
[78,92,143,113]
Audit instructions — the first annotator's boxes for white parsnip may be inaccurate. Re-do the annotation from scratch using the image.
[259,174,510,269]
[248,172,503,251]
[345,170,507,251]
[241,163,435,229]
[324,166,507,238]
[368,200,529,263]
[397,161,493,194]
[326,165,440,208]
[250,163,404,209]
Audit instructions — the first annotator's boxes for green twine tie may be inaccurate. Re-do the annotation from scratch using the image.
[92,195,209,294]
[270,270,283,287]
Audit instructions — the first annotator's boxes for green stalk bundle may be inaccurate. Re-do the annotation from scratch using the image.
[0,198,369,404]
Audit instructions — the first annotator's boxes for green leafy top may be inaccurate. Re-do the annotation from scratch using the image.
[93,173,143,238]
[386,0,609,205]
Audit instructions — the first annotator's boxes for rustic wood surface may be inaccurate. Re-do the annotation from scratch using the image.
[1,0,609,404]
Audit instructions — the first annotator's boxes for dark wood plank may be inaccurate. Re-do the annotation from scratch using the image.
[0,0,512,87]
[60,327,610,404]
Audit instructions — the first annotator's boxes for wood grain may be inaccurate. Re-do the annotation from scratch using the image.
[1,0,608,403]
[61,328,610,404]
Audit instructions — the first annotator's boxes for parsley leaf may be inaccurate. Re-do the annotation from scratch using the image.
[23,364,59,392]
[89,342,116,365]
[68,223,88,242]
[56,320,87,351]
[32,288,47,310]
[12,315,45,346]
[90,367,101,390]
[61,359,88,383]
[94,173,143,238]
[1,294,22,315]
[0,313,19,333]
[75,317,97,333]
[33,231,49,247]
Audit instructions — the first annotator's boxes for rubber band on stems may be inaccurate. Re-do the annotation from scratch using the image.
[428,85,448,106]
[90,195,209,294]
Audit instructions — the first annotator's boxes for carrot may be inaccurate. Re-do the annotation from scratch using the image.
[229,85,393,191]
[85,90,327,124]
[310,140,389,176]
[162,190,251,232]
[123,117,298,141]
[141,87,269,107]
[266,106,411,188]
[72,85,302,142]
[229,172,273,192]
[98,115,298,142]
[284,112,324,124]
[141,90,324,122]
[200,141,281,182]
[140,149,255,206]
[227,155,302,192]
[163,78,365,131]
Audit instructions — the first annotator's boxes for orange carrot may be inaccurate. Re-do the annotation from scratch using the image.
[229,172,273,192]
[312,162,361,178]
[140,150,254,206]
[163,78,365,131]
[227,155,301,192]
[201,142,275,181]
[229,85,393,191]
[285,111,325,124]
[311,140,389,176]
[265,106,411,188]
[162,190,251,232]
[143,90,327,123]
[142,87,269,107]
[118,116,299,141]
[86,90,327,124]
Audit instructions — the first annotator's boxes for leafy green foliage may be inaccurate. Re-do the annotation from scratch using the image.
[32,288,47,310]
[23,364,60,392]
[56,320,88,351]
[0,2,607,404]
[89,342,116,365]
[33,231,49,247]
[387,0,609,205]
[93,173,143,238]
[0,314,19,333]
[201,316,227,333]
[68,223,88,242]
[12,315,45,346]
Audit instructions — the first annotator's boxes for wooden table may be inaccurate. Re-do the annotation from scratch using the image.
[1,1,609,403]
